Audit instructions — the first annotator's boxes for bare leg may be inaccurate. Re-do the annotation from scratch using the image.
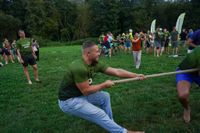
[32,64,39,81]
[109,49,112,58]
[156,48,160,57]
[128,48,131,54]
[124,47,127,53]
[154,47,156,56]
[23,66,32,84]
[161,47,164,55]
[176,47,178,55]
[4,55,8,64]
[9,55,15,63]
[177,80,191,123]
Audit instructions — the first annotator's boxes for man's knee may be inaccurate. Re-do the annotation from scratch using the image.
[101,91,110,101]
[177,87,190,100]
[177,81,191,100]
[32,65,38,71]
[23,66,28,71]
[178,91,189,100]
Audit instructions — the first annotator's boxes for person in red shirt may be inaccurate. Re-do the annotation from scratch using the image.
[132,33,142,69]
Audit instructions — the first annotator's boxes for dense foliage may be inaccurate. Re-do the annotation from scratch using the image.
[0,0,199,42]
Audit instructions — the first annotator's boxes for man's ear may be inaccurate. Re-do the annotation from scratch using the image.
[86,51,91,56]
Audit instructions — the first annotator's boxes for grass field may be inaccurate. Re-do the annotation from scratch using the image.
[0,45,200,133]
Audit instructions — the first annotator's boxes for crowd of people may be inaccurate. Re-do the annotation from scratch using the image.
[0,33,40,65]
[98,27,198,69]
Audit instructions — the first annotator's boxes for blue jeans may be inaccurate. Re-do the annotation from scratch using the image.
[58,91,127,133]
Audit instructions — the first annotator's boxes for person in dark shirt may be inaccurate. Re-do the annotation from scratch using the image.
[180,29,187,47]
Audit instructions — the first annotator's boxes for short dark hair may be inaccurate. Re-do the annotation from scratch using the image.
[82,41,96,50]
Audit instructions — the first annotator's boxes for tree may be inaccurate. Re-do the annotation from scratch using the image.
[0,11,21,40]
[87,0,120,36]
[24,0,60,40]
[54,0,77,41]
[73,3,91,39]
[0,0,200,42]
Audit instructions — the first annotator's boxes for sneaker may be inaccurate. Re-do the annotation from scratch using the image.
[173,55,178,58]
[35,79,41,83]
[136,66,140,69]
[0,63,3,67]
[28,80,32,85]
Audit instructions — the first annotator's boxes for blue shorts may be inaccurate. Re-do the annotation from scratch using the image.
[176,69,200,86]
[125,41,131,48]
[154,40,161,48]
[172,41,178,48]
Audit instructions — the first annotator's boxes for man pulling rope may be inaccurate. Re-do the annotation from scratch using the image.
[176,46,200,123]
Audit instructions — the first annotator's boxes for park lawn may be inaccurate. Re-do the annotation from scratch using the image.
[0,45,200,133]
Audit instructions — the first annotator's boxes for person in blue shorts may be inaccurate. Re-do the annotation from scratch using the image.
[176,47,200,123]
[124,30,132,53]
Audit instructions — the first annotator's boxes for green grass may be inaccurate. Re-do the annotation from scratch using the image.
[0,46,200,133]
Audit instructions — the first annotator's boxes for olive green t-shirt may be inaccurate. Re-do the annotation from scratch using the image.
[16,38,32,55]
[170,31,178,41]
[178,47,200,70]
[58,59,108,100]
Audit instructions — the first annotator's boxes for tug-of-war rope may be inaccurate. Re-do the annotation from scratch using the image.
[113,68,199,84]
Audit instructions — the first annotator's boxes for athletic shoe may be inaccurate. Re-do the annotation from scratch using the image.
[0,63,3,67]
[35,79,41,83]
[28,80,32,85]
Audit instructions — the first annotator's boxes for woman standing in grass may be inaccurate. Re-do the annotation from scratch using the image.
[3,39,15,64]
